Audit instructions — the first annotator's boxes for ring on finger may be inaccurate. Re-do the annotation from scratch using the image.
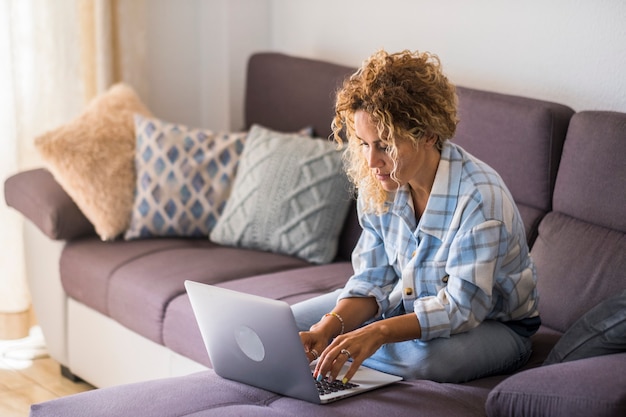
[340,348,352,359]
[310,349,319,360]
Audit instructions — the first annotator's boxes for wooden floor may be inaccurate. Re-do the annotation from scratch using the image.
[0,353,94,417]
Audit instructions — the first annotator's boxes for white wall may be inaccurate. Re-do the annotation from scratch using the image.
[144,0,624,131]
[269,0,626,113]
[144,0,269,131]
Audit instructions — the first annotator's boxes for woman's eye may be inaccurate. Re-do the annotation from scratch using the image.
[359,141,390,153]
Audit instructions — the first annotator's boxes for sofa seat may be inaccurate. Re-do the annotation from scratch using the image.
[60,236,312,345]
[162,262,354,366]
[159,257,561,370]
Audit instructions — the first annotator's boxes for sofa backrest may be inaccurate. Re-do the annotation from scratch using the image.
[530,111,626,333]
[452,87,574,246]
[245,52,355,139]
[244,53,576,262]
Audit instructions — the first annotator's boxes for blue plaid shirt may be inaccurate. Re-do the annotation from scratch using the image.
[339,142,539,341]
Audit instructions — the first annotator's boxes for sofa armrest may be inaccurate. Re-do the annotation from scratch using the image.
[4,168,94,240]
[486,353,626,417]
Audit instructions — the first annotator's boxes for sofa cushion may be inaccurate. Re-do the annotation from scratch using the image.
[161,294,211,367]
[111,247,311,344]
[452,87,574,245]
[163,262,353,365]
[210,124,352,264]
[244,52,355,140]
[125,115,247,239]
[61,236,309,344]
[34,84,153,240]
[532,213,626,333]
[216,262,353,304]
[61,237,215,316]
[552,111,626,232]
[486,353,626,417]
[543,290,626,365]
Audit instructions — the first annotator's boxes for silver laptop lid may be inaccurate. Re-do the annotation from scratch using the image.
[185,280,321,403]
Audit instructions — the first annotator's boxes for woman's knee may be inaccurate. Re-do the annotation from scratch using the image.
[365,321,532,383]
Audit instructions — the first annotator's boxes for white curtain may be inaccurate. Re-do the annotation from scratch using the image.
[0,0,83,321]
[0,0,146,335]
[0,0,29,316]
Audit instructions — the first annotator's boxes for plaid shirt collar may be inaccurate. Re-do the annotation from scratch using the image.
[387,142,463,241]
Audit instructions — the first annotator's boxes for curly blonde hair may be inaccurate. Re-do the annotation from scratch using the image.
[333,49,458,214]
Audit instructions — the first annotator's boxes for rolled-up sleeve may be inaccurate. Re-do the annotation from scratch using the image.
[339,207,399,317]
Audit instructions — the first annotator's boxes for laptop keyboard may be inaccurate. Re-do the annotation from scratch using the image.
[315,375,360,396]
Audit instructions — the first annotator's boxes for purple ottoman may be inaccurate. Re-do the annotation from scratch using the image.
[30,369,493,417]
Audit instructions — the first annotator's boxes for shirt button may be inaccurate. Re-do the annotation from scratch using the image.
[442,275,449,283]
[404,288,414,296]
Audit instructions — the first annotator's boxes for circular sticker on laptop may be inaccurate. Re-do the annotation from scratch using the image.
[235,325,265,362]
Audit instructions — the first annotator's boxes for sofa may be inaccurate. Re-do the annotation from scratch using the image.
[5,52,626,417]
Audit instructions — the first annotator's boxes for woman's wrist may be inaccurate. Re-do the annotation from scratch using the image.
[310,312,345,340]
[324,312,345,335]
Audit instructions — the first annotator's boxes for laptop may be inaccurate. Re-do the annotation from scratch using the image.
[185,280,402,404]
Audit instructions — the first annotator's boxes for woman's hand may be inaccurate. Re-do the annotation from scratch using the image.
[313,324,385,383]
[314,313,422,383]
[299,329,330,363]
[298,297,422,382]
[300,297,378,365]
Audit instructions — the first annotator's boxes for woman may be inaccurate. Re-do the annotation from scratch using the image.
[293,49,540,385]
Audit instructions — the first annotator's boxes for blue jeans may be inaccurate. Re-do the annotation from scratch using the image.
[291,289,532,383]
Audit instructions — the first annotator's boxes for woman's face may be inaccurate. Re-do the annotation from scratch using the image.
[354,110,438,192]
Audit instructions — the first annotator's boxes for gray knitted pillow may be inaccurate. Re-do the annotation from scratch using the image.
[210,124,352,264]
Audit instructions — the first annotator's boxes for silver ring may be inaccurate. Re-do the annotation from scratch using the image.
[310,349,319,359]
[340,348,352,359]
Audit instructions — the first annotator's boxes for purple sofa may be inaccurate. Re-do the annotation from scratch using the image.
[5,53,626,416]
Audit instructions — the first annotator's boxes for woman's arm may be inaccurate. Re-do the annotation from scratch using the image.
[309,297,378,340]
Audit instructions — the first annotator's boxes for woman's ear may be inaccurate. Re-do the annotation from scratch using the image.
[423,133,438,147]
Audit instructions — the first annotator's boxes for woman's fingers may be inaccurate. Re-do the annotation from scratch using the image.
[314,343,361,382]
[300,331,327,364]
[305,347,320,362]
[341,359,361,383]
[314,326,384,383]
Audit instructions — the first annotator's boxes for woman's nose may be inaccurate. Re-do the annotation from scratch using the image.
[367,148,383,168]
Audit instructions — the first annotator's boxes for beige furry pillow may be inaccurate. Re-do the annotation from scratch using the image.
[35,83,152,240]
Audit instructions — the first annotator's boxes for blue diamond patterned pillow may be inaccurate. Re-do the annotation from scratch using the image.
[124,115,247,239]
[210,124,353,264]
